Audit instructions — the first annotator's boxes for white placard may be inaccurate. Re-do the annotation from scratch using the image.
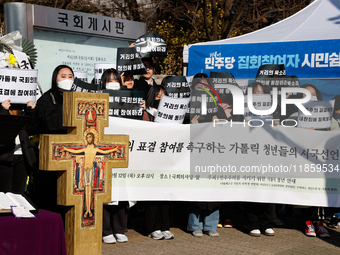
[154,95,190,124]
[94,63,116,84]
[297,100,334,129]
[244,94,273,121]
[105,117,340,207]
[74,70,88,82]
[0,68,38,103]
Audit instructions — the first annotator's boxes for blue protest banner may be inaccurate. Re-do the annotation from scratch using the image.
[188,39,340,79]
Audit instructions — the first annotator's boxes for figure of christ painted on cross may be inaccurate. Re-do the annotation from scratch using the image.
[60,130,120,221]
[40,92,129,255]
[51,100,126,228]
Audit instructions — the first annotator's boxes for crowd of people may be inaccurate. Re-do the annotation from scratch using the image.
[1,57,339,245]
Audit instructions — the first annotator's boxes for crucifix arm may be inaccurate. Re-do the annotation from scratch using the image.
[62,147,85,154]
[97,147,121,154]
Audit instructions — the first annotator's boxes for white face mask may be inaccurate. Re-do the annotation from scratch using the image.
[310,96,318,101]
[58,79,74,91]
[106,82,120,90]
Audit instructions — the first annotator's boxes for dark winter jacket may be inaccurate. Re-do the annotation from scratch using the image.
[0,105,39,166]
[135,78,158,99]
[37,89,67,134]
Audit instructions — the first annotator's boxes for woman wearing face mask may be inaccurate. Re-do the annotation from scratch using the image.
[37,65,74,134]
[36,65,74,215]
[100,68,123,90]
[190,73,226,124]
[244,81,282,126]
[287,84,339,131]
[285,84,339,238]
[100,68,129,244]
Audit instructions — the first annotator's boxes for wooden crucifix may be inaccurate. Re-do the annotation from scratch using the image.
[39,92,129,255]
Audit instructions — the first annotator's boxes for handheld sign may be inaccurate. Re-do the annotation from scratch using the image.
[134,33,167,58]
[155,95,190,124]
[103,89,145,119]
[74,70,88,83]
[71,77,102,93]
[116,47,147,75]
[0,68,38,103]
[244,94,273,121]
[297,100,335,129]
[163,76,190,99]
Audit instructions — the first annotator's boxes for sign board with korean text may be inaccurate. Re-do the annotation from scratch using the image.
[297,100,335,130]
[0,68,38,103]
[188,39,340,79]
[134,33,167,58]
[244,95,273,121]
[32,5,145,40]
[155,96,190,124]
[116,47,147,75]
[164,76,190,99]
[104,90,145,120]
[4,3,147,93]
[105,117,340,207]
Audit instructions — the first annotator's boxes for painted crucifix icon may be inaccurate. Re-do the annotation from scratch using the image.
[59,129,120,222]
[40,92,129,255]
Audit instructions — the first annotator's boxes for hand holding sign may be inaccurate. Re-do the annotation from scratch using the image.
[0,69,38,104]
[1,99,10,110]
[27,100,36,109]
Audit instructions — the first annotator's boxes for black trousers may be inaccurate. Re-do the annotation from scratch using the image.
[244,202,272,232]
[219,202,234,220]
[268,203,276,221]
[145,201,170,234]
[0,155,27,195]
[102,202,128,236]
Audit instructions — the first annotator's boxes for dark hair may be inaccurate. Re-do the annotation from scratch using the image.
[245,82,271,95]
[192,73,209,89]
[301,84,323,101]
[220,93,233,106]
[145,85,167,109]
[142,57,154,68]
[86,132,95,144]
[51,65,74,92]
[100,68,122,90]
[121,72,135,90]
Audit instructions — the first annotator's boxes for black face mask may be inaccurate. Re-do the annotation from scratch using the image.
[153,100,160,109]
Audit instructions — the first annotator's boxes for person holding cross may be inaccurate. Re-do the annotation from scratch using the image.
[35,64,74,214]
[61,129,121,218]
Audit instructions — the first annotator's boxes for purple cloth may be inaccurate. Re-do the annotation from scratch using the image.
[0,209,66,255]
